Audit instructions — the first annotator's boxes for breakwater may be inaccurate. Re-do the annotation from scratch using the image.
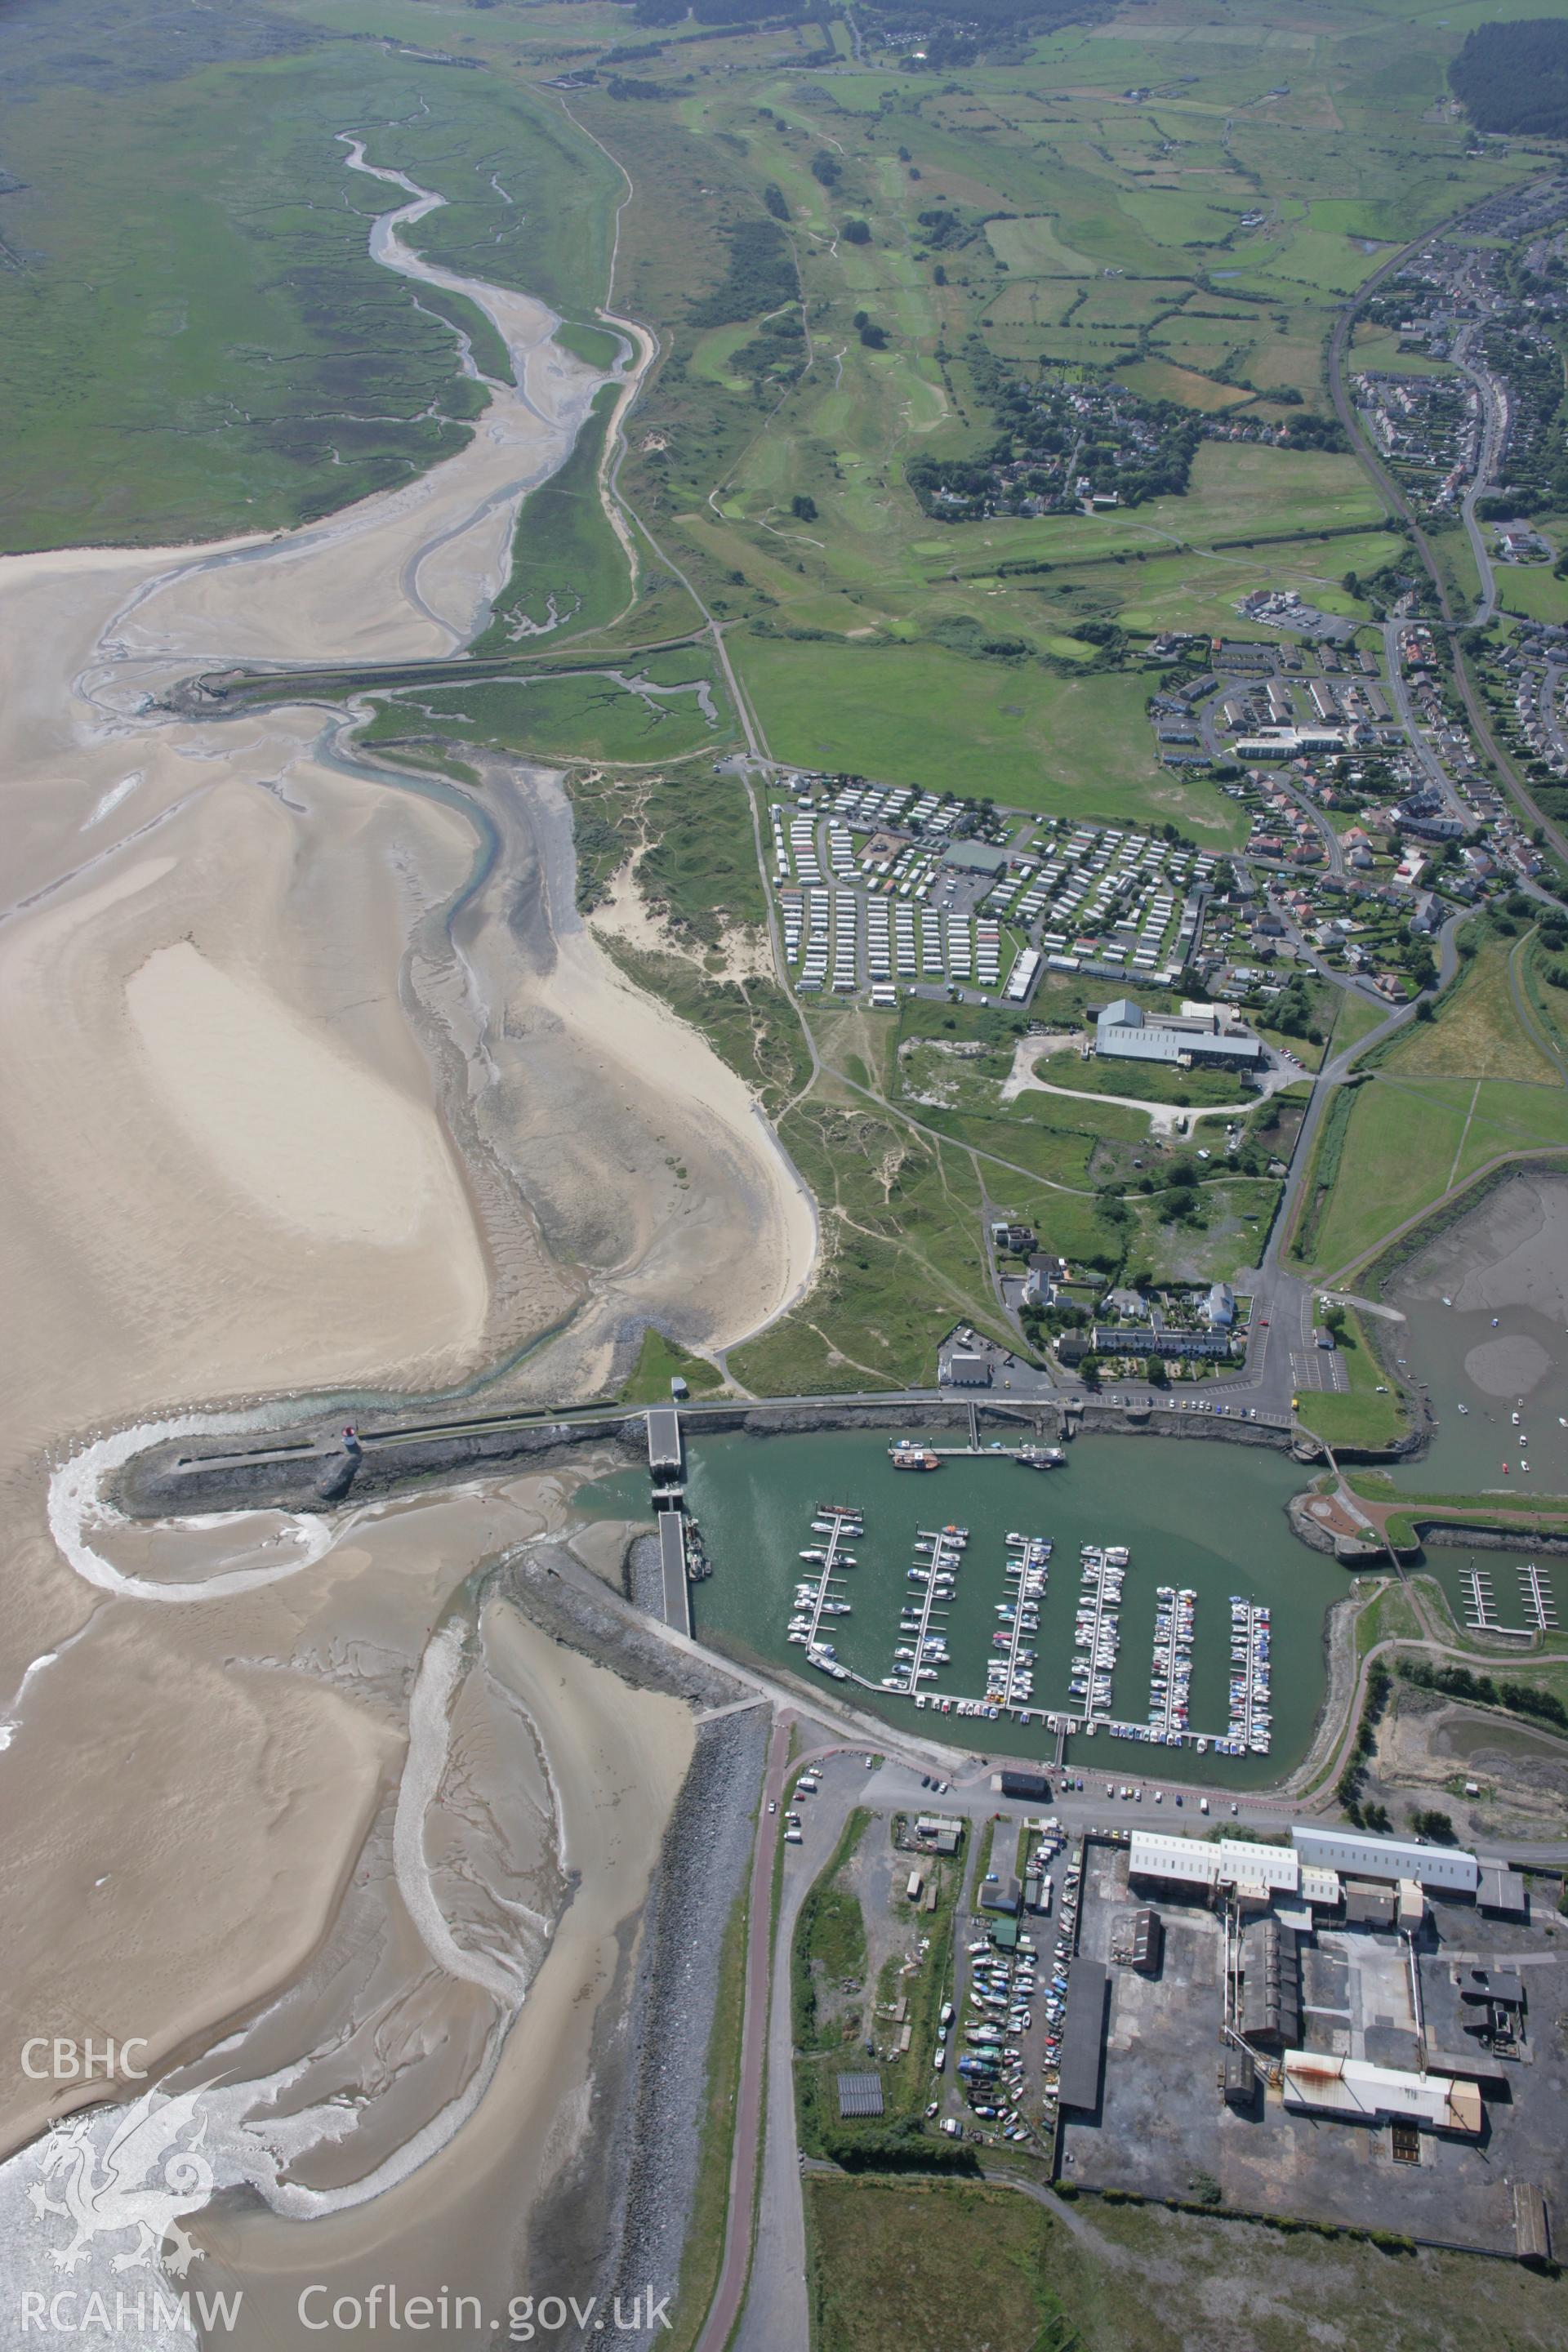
[116,1393,1306,1520]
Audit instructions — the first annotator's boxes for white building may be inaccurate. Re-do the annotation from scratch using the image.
[1129,1832,1299,1900]
[1291,1825,1479,1895]
[1204,1282,1236,1331]
[1096,1000,1263,1072]
[1282,2053,1481,2136]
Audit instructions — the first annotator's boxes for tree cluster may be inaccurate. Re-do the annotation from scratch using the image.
[1450,19,1568,138]
[686,219,797,330]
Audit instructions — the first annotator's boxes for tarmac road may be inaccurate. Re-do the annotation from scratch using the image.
[693,1710,794,2352]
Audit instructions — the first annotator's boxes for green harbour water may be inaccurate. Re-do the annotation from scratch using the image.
[585,1431,1347,1786]
[1417,1544,1561,1637]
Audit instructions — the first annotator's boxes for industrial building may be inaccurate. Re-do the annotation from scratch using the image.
[1127,1824,1487,1910]
[1057,1960,1109,2114]
[1128,1832,1305,1903]
[913,1813,964,1857]
[1291,1826,1481,1895]
[1238,1918,1302,2050]
[1477,1858,1528,1915]
[1110,1907,1164,1974]
[1281,2054,1481,2136]
[1343,1881,1397,1929]
[1060,1823,1563,2253]
[1094,999,1263,1073]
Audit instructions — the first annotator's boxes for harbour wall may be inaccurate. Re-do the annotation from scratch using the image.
[116,1394,1305,1521]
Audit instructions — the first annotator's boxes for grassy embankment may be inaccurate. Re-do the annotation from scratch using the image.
[1347,1472,1568,1548]
[661,1880,751,2352]
[1290,932,1568,1279]
[1354,1578,1425,1660]
[619,1328,726,1405]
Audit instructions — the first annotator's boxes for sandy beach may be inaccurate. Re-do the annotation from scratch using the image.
[185,1594,697,2346]
[0,138,811,2329]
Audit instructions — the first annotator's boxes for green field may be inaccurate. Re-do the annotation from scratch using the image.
[1302,1073,1568,1277]
[807,2181,1068,2352]
[1033,1049,1258,1111]
[735,638,1243,837]
[1379,937,1560,1085]
[1495,562,1568,626]
[1331,990,1395,1058]
[1294,1308,1410,1453]
[1291,921,1568,1277]
[804,2176,1568,2352]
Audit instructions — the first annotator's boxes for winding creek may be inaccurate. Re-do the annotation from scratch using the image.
[2,107,1566,2344]
[0,132,791,2342]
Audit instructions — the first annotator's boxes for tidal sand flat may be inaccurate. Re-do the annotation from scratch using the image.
[1388,1169,1568,1494]
[0,136,812,2324]
[181,1592,698,2350]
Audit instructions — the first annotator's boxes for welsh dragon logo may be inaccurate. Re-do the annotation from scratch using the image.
[28,2090,214,2277]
